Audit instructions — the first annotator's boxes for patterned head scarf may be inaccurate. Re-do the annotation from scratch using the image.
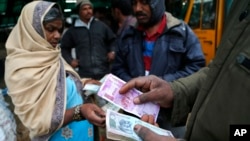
[5,1,79,139]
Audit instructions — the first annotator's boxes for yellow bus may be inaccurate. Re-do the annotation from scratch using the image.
[166,0,233,64]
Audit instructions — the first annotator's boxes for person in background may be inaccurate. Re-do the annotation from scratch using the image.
[110,0,136,36]
[111,0,205,137]
[61,0,116,80]
[94,8,113,28]
[4,1,105,140]
[119,1,250,140]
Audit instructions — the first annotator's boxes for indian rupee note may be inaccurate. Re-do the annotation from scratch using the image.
[97,73,160,119]
[106,109,173,141]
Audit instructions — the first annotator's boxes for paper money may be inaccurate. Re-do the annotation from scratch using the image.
[82,83,100,96]
[82,75,106,96]
[106,109,173,141]
[97,74,160,119]
[101,102,120,113]
[83,83,100,92]
[81,75,120,111]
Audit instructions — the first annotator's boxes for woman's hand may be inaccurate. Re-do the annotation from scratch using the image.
[80,103,106,128]
[82,79,102,87]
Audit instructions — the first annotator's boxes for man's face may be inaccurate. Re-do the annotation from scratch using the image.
[132,0,151,25]
[79,4,93,22]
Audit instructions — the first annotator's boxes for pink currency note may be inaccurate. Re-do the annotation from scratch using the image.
[97,74,160,119]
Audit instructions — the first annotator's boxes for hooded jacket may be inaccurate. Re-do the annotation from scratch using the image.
[146,0,165,27]
[170,0,250,140]
[112,0,205,137]
[111,12,205,82]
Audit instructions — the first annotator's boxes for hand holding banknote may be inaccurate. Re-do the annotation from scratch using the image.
[134,125,177,141]
[141,114,158,126]
[119,75,174,109]
[106,110,173,141]
[97,74,160,119]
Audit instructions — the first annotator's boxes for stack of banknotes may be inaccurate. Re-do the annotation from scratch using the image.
[97,73,160,119]
[83,73,173,140]
[106,109,173,141]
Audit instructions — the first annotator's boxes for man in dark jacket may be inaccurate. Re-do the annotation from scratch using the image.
[61,0,116,80]
[119,0,250,140]
[111,0,205,137]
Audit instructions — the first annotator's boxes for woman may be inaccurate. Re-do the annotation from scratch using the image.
[4,1,105,140]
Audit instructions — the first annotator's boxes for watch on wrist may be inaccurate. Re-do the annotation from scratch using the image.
[72,105,84,121]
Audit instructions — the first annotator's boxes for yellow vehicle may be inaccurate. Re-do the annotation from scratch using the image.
[166,0,233,64]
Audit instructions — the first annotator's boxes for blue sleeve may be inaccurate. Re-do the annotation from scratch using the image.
[66,76,83,108]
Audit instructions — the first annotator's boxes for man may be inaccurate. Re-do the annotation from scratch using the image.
[110,0,136,36]
[111,0,205,137]
[61,0,116,80]
[119,0,250,140]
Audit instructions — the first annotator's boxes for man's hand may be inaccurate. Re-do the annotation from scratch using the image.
[134,125,177,141]
[81,103,106,127]
[119,75,174,108]
[107,51,115,62]
[70,59,79,68]
[141,114,158,126]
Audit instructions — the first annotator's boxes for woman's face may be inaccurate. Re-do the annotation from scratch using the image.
[43,19,63,47]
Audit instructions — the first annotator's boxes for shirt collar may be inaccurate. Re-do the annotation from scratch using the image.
[74,17,94,29]
[138,15,166,40]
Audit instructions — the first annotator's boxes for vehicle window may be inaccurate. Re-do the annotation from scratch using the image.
[165,0,189,20]
[188,0,201,29]
[202,0,216,29]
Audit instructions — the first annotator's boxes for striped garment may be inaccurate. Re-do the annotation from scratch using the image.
[142,15,166,75]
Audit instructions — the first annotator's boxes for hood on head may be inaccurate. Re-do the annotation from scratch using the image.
[148,0,165,26]
[134,0,165,27]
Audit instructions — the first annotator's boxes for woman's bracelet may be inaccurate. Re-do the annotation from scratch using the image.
[72,105,84,121]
